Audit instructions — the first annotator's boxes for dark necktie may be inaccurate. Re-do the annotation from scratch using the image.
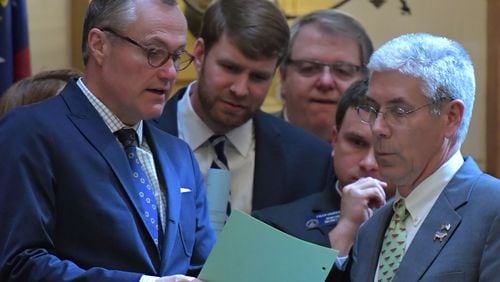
[115,128,160,246]
[209,134,231,215]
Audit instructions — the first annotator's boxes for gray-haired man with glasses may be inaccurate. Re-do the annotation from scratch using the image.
[340,33,500,281]
[0,0,216,281]
[277,9,373,143]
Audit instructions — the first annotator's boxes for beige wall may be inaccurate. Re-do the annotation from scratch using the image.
[27,0,72,72]
[338,0,487,169]
[25,0,487,169]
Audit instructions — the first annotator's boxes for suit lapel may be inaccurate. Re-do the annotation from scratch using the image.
[395,159,475,280]
[395,195,461,280]
[144,123,181,263]
[61,82,161,258]
[253,112,286,210]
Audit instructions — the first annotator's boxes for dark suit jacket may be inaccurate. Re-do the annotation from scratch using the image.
[153,88,333,210]
[252,175,340,247]
[0,80,216,281]
[344,157,500,282]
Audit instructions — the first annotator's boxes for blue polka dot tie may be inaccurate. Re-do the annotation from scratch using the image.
[209,135,231,215]
[115,128,160,246]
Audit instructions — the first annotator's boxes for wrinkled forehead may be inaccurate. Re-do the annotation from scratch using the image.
[367,70,427,105]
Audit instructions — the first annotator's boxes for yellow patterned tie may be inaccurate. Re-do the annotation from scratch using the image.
[377,199,409,281]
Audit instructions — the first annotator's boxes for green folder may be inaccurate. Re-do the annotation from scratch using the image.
[199,210,338,282]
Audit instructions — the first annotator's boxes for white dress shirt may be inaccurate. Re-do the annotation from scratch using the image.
[177,82,256,213]
[374,150,464,280]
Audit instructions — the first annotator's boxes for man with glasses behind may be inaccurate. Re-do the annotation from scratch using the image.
[343,33,500,281]
[277,9,373,143]
[0,1,215,281]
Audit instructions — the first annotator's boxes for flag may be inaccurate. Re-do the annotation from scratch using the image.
[0,0,31,95]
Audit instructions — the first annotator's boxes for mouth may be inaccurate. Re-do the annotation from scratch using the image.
[309,98,338,105]
[221,99,245,111]
[146,87,168,95]
[375,151,394,157]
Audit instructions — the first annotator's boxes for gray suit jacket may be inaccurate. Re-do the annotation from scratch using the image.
[347,157,500,282]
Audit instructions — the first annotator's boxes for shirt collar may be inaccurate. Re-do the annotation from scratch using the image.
[178,81,253,156]
[397,150,464,225]
[77,78,144,145]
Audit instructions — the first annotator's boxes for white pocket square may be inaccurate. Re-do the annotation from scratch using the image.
[180,187,191,193]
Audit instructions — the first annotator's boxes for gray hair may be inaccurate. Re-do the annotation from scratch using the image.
[81,0,177,65]
[368,33,476,145]
[286,9,373,70]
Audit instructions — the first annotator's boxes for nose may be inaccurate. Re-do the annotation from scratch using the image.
[315,67,335,91]
[370,112,391,139]
[157,58,178,82]
[360,147,379,174]
[229,75,250,97]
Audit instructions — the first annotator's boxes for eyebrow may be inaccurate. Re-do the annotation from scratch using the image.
[143,37,187,53]
[343,131,370,145]
[365,96,411,106]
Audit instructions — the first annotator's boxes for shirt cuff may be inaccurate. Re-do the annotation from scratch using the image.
[140,275,160,282]
[335,255,349,271]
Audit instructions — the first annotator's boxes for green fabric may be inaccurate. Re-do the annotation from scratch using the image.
[377,199,409,281]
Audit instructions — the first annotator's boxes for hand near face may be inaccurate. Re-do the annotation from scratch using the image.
[156,275,203,282]
[328,177,387,256]
[339,177,387,225]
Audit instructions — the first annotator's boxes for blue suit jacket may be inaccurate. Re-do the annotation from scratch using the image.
[344,157,500,282]
[153,88,334,211]
[0,80,216,281]
[252,175,340,247]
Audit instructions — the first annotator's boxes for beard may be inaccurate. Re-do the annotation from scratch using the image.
[195,67,259,133]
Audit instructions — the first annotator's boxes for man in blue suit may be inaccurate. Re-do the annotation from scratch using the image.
[154,0,333,224]
[0,1,215,281]
[341,33,500,281]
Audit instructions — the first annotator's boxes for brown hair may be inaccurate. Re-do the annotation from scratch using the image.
[0,69,81,118]
[199,0,289,65]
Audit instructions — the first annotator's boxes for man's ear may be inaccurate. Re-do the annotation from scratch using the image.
[192,38,206,74]
[443,99,464,139]
[87,28,108,66]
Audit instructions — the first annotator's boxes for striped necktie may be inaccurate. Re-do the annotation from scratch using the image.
[209,134,231,215]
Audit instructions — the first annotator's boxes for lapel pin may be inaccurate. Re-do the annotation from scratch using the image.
[434,223,451,242]
[440,223,451,231]
[433,230,448,242]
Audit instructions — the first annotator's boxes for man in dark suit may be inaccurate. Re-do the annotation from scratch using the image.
[154,0,333,226]
[0,1,215,281]
[253,79,393,252]
[344,33,500,281]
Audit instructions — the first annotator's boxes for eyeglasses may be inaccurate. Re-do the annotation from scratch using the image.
[356,102,434,126]
[101,28,193,71]
[286,59,363,81]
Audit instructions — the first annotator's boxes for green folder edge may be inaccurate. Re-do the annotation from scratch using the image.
[199,210,338,282]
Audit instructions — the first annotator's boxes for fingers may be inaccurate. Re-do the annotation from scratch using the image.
[342,177,387,208]
[339,177,389,224]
